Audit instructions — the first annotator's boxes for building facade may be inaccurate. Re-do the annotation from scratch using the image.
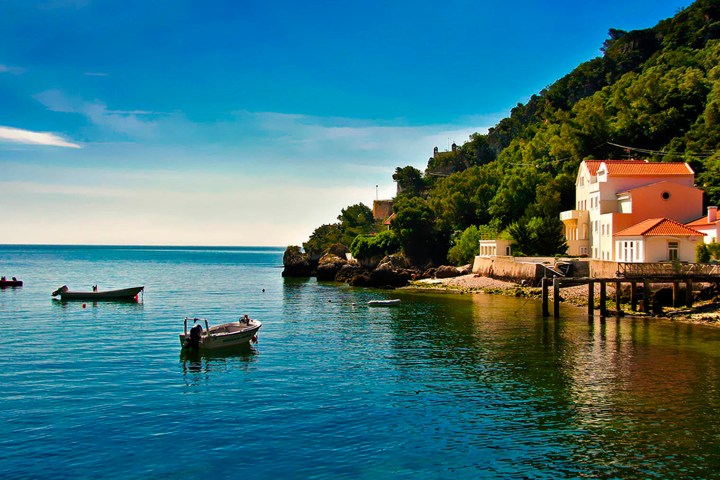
[560,160,704,262]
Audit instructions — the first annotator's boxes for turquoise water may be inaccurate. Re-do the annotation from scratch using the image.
[2,245,720,479]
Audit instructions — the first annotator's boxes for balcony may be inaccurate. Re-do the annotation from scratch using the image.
[560,210,589,224]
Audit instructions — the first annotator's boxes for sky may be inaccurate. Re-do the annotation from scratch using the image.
[0,0,694,246]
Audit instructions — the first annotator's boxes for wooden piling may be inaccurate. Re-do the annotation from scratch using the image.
[553,277,560,319]
[542,277,549,317]
[588,281,595,318]
[686,279,693,308]
[599,281,607,318]
[673,281,680,308]
[642,279,651,313]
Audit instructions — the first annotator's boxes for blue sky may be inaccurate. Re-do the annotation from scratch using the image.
[0,0,693,246]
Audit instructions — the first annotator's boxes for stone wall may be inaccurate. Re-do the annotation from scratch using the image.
[472,256,544,282]
[589,260,620,278]
[472,256,594,282]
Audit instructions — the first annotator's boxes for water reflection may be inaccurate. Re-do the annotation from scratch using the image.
[380,292,720,477]
[51,298,145,311]
[180,346,259,387]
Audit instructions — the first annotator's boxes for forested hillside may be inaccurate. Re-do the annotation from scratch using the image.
[304,0,720,266]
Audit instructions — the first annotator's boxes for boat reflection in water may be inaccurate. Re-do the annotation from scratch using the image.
[180,344,259,386]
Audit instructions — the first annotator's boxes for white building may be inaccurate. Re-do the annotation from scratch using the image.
[560,160,704,262]
[686,206,720,244]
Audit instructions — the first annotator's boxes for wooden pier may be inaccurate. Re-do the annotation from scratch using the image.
[541,275,719,319]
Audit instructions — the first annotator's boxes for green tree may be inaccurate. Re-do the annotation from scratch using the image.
[303,224,343,257]
[447,225,482,266]
[508,217,567,256]
[338,203,375,243]
[392,166,425,198]
[392,197,440,263]
[697,243,711,263]
[350,230,400,260]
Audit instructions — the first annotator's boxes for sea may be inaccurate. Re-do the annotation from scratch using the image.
[2,244,720,479]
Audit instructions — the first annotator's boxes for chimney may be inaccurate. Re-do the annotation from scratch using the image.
[708,206,718,223]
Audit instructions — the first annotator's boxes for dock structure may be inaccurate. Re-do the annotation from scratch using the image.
[541,275,718,319]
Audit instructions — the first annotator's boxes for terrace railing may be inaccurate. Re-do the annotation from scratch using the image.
[617,262,720,278]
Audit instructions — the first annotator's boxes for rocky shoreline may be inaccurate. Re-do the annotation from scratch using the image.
[403,274,720,326]
[283,246,720,326]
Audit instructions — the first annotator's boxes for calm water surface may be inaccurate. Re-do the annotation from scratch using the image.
[2,245,720,479]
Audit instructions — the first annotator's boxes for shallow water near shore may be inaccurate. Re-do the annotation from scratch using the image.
[2,245,720,479]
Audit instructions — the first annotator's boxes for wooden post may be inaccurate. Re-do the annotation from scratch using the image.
[642,279,651,313]
[542,277,549,317]
[599,280,607,319]
[630,281,637,311]
[588,281,595,318]
[686,279,693,308]
[673,281,680,308]
[553,277,560,319]
[615,280,622,317]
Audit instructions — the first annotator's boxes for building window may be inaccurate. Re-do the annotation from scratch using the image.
[668,241,679,261]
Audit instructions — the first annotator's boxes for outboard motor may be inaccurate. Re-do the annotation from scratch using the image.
[185,323,203,349]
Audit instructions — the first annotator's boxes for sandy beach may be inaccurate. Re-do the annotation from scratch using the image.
[404,274,720,325]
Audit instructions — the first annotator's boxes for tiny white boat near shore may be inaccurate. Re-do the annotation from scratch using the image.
[367,299,401,306]
[180,315,261,350]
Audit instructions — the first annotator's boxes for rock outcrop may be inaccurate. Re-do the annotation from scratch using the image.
[282,246,314,277]
[316,253,348,281]
[283,247,429,289]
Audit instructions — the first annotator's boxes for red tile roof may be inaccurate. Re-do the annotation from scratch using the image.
[686,217,718,227]
[615,218,705,237]
[584,160,693,176]
[584,160,647,176]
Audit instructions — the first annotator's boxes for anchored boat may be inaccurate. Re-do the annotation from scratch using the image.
[0,277,22,288]
[51,285,144,301]
[180,315,261,350]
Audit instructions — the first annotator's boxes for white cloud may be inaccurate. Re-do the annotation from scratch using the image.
[0,125,81,148]
[34,89,160,138]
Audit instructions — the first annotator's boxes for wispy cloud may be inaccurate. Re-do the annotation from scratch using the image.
[0,125,81,148]
[34,89,160,138]
[84,72,108,77]
[0,64,25,74]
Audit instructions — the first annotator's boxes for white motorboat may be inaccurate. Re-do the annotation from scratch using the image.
[180,315,261,350]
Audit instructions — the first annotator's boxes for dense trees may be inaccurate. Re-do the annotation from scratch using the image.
[303,0,720,265]
[303,203,375,257]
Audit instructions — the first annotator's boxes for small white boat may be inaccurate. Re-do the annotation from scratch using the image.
[367,299,401,306]
[180,315,261,350]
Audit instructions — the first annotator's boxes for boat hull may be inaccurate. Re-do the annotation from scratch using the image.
[56,286,144,301]
[180,320,261,350]
[0,280,23,288]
